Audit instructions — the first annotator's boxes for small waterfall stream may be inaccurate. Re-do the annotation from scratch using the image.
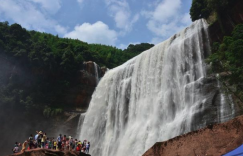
[94,62,100,84]
[216,74,235,123]
[76,113,86,135]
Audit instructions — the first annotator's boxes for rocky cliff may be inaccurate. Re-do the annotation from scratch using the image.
[143,114,243,156]
[65,61,106,109]
[142,1,243,156]
[209,0,243,43]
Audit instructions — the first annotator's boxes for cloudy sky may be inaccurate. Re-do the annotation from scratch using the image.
[0,0,192,49]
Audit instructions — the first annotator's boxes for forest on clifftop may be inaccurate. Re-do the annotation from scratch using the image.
[0,22,154,117]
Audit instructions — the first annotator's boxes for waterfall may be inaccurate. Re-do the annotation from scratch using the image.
[94,62,100,84]
[76,113,86,136]
[79,19,215,156]
[216,74,235,123]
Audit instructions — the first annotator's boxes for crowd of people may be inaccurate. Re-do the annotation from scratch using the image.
[12,131,90,155]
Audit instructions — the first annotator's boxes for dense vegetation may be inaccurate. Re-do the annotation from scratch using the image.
[0,21,154,116]
[190,0,243,103]
[208,24,243,101]
[190,0,236,21]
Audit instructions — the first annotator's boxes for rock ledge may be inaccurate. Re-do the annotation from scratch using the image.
[8,149,91,156]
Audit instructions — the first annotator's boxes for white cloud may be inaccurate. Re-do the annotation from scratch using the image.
[0,0,67,35]
[109,1,130,29]
[64,21,118,46]
[143,0,192,41]
[55,25,67,34]
[152,0,181,22]
[77,0,84,5]
[147,18,185,37]
[105,0,139,33]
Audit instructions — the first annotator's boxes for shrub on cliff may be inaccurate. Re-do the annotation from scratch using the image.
[208,24,243,100]
[190,0,236,22]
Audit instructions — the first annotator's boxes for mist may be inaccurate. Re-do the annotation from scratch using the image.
[0,51,80,155]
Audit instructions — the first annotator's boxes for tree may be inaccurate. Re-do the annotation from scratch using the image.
[190,0,210,21]
[0,21,153,115]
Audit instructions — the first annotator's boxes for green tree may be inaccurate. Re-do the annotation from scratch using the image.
[190,0,210,21]
[0,21,154,115]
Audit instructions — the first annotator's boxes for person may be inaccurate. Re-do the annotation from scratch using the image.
[45,142,49,149]
[41,133,47,148]
[86,142,90,154]
[38,131,43,148]
[82,140,86,147]
[68,136,72,150]
[74,139,78,150]
[13,146,19,153]
[33,140,37,148]
[29,134,34,149]
[63,135,67,142]
[70,137,74,150]
[66,139,69,150]
[13,143,19,153]
[82,146,86,153]
[48,138,53,149]
[53,140,57,150]
[78,140,82,147]
[14,142,18,147]
[34,131,39,141]
[61,141,65,151]
[76,143,81,151]
[81,140,86,152]
[21,140,28,152]
[57,134,62,150]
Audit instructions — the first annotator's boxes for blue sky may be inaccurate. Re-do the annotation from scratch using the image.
[0,0,192,49]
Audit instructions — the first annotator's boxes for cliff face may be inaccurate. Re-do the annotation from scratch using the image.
[143,115,243,156]
[65,61,106,109]
[209,0,243,43]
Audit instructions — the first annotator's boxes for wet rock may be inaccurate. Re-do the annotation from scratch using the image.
[64,61,105,109]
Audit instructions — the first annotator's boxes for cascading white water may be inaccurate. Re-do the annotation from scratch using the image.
[76,113,86,136]
[93,62,100,84]
[79,19,212,156]
[217,78,226,123]
[216,74,235,123]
